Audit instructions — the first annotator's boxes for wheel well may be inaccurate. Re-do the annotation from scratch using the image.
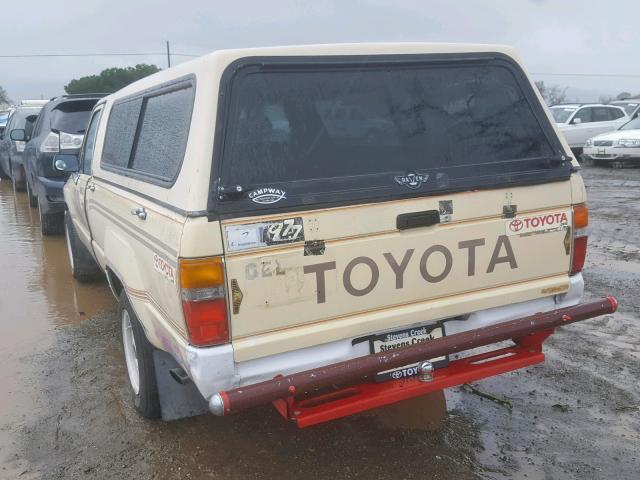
[105,267,124,299]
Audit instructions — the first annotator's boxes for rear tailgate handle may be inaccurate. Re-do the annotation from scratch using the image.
[397,210,440,230]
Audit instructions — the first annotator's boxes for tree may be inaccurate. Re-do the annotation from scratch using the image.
[535,81,568,106]
[616,92,632,100]
[0,85,11,108]
[64,64,161,94]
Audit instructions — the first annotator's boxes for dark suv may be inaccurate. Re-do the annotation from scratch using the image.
[0,105,42,188]
[19,94,105,234]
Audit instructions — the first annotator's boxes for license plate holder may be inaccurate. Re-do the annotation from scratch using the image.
[369,324,449,382]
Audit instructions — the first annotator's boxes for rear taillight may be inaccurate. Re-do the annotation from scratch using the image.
[41,131,60,153]
[570,204,588,275]
[59,132,84,150]
[179,256,229,347]
[40,131,84,153]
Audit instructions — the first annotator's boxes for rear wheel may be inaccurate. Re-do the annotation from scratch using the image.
[26,181,37,208]
[64,211,101,281]
[120,292,161,419]
[38,198,64,235]
[12,176,25,192]
[0,163,9,180]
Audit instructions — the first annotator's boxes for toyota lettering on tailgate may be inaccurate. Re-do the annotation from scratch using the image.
[303,235,517,304]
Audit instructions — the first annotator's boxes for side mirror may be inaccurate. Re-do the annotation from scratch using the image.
[53,153,79,173]
[571,117,582,125]
[10,129,26,141]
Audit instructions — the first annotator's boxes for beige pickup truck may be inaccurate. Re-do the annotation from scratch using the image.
[61,43,615,426]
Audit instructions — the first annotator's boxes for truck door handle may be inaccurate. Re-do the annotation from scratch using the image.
[87,183,95,191]
[396,210,440,230]
[131,207,147,220]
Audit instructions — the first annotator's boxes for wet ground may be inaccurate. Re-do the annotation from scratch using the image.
[1,166,639,479]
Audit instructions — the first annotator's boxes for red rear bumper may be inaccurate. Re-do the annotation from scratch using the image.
[209,297,617,427]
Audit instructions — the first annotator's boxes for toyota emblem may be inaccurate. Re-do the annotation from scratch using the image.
[509,219,524,232]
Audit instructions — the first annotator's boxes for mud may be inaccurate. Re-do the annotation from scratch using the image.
[1,166,639,479]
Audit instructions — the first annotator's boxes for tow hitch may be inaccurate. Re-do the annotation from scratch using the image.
[209,297,617,428]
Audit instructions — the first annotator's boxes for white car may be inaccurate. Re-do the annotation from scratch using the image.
[583,115,640,167]
[610,99,640,118]
[550,104,628,152]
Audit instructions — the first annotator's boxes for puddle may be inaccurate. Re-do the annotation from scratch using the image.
[0,180,114,476]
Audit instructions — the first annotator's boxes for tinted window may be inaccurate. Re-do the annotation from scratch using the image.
[592,107,611,122]
[550,107,576,123]
[8,107,41,132]
[80,108,103,175]
[608,107,625,120]
[50,100,99,133]
[573,107,592,123]
[129,86,194,180]
[221,63,559,199]
[102,98,142,168]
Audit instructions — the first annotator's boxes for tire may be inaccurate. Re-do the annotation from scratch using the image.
[26,181,37,208]
[0,163,9,180]
[12,175,26,192]
[38,198,64,235]
[64,211,102,281]
[120,292,161,419]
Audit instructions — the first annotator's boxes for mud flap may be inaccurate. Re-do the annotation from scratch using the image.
[153,350,209,421]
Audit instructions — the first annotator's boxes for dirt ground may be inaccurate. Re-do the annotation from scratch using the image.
[1,165,639,480]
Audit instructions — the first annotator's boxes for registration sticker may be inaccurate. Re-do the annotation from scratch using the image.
[370,325,448,382]
[226,217,305,252]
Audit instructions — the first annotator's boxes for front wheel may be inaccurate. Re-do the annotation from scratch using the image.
[120,292,161,419]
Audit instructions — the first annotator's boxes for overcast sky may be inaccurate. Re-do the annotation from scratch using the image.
[1,0,639,102]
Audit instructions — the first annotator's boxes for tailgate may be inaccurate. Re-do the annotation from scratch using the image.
[222,181,573,361]
[212,52,574,361]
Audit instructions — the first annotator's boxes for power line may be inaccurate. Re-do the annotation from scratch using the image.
[0,52,199,58]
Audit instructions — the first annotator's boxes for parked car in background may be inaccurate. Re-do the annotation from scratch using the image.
[583,114,640,168]
[610,99,640,118]
[549,103,628,155]
[0,111,9,136]
[20,94,105,234]
[0,103,43,185]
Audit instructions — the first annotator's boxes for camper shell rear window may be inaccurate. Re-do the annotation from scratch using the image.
[212,53,571,215]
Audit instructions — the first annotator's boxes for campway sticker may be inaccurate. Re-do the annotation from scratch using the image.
[248,187,287,205]
[394,172,429,189]
[506,211,570,237]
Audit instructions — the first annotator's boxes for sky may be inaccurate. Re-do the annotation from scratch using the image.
[1,0,639,102]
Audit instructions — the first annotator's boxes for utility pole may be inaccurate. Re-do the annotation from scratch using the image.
[166,40,171,68]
